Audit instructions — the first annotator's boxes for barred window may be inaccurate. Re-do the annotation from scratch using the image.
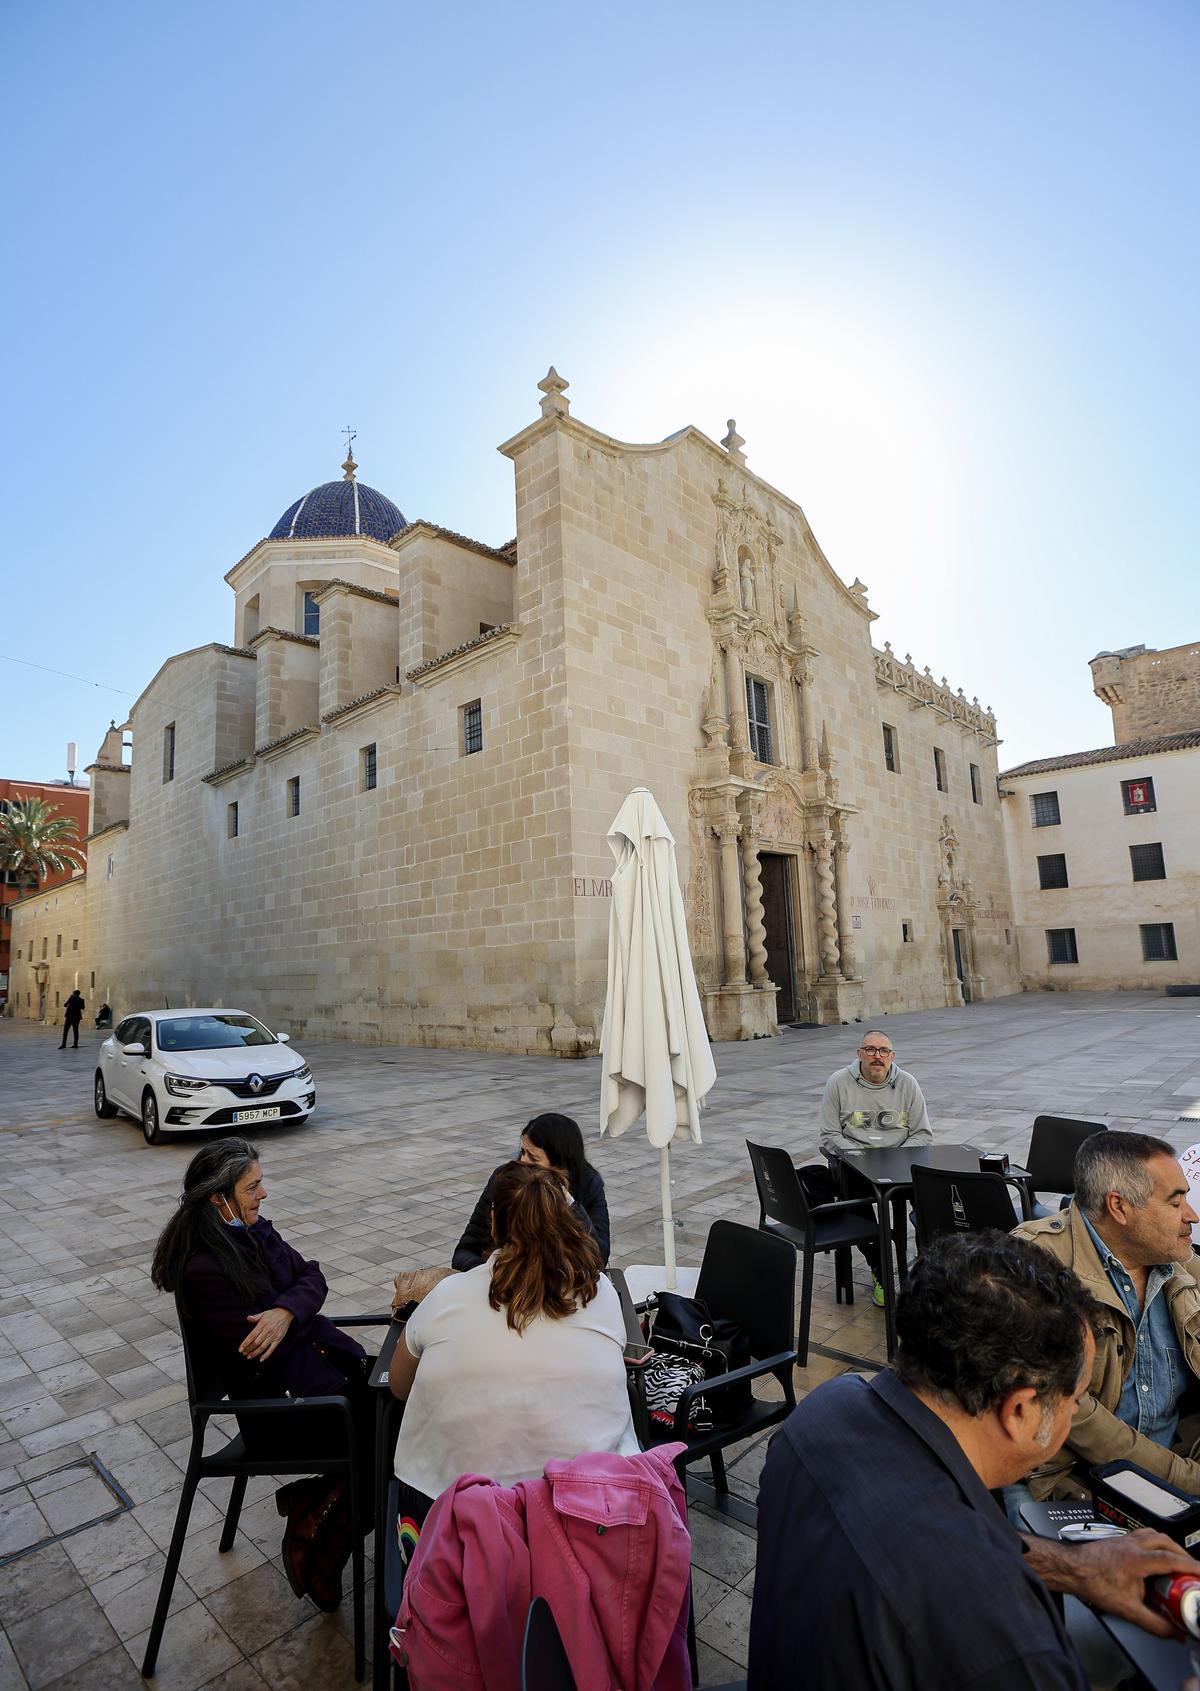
[1030,791,1061,828]
[883,724,899,774]
[461,701,483,756]
[970,763,983,805]
[227,801,239,838]
[746,677,773,764]
[1046,928,1078,965]
[362,743,378,791]
[1130,842,1165,881]
[1141,922,1177,962]
[163,722,176,783]
[933,746,948,792]
[1037,853,1069,890]
[287,776,301,817]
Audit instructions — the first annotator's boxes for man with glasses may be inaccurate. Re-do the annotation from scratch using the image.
[809,1032,933,1306]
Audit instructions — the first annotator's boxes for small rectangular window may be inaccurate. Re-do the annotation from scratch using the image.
[1004,929,1012,945]
[55,933,62,957]
[1037,853,1069,890]
[227,801,239,838]
[303,591,321,637]
[461,700,483,756]
[90,971,95,988]
[287,776,301,817]
[41,937,47,959]
[55,991,59,1008]
[163,722,176,783]
[901,920,914,944]
[933,746,948,792]
[970,763,983,805]
[106,854,114,880]
[362,743,378,790]
[1030,791,1061,828]
[1141,922,1178,962]
[72,936,78,951]
[745,676,773,764]
[1130,842,1165,881]
[1122,776,1156,815]
[1046,928,1079,965]
[883,724,899,774]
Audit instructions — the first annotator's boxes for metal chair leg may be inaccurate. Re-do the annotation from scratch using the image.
[709,1448,728,1494]
[218,1473,247,1552]
[797,1246,815,1368]
[141,1465,201,1677]
[350,1464,366,1683]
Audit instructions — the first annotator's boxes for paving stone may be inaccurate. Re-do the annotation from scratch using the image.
[6,1589,120,1690]
[0,1542,83,1628]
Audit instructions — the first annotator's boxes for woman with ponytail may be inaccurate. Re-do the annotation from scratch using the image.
[390,1160,636,1524]
[151,1138,370,1612]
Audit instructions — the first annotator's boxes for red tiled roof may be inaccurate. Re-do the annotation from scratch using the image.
[1000,729,1200,779]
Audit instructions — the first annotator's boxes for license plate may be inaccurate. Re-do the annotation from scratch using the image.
[232,1106,281,1124]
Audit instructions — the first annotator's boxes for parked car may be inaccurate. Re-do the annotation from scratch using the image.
[94,1009,316,1144]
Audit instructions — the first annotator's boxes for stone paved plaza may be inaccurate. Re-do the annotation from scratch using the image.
[1,991,1199,1690]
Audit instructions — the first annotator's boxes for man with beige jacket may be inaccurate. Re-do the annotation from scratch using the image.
[1015,1129,1200,1500]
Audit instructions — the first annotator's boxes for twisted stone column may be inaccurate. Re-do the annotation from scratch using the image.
[833,837,857,980]
[715,815,748,986]
[741,828,770,987]
[812,834,841,976]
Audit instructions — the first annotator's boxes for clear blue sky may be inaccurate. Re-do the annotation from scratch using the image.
[2,0,1196,784]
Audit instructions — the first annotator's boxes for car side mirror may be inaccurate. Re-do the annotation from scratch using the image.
[122,1042,147,1057]
[276,1031,290,1043]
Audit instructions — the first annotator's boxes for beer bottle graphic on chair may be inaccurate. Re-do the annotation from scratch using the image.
[951,1185,968,1230]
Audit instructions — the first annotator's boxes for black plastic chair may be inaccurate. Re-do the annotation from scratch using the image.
[522,1595,578,1691]
[1026,1116,1105,1217]
[141,1298,389,1682]
[910,1165,1018,1248]
[640,1219,798,1508]
[746,1141,879,1366]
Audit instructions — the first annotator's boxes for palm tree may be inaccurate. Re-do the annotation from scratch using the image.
[0,797,85,885]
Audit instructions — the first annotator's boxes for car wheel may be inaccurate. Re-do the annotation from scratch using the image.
[141,1088,164,1145]
[94,1072,117,1118]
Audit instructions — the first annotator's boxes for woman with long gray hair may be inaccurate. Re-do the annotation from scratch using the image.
[151,1137,370,1611]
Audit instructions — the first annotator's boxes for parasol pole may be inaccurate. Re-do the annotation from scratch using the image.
[660,1146,677,1290]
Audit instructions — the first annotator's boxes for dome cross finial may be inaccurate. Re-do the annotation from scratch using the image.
[341,425,358,481]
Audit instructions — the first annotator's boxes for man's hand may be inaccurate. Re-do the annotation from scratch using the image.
[240,1307,294,1362]
[1025,1528,1200,1638]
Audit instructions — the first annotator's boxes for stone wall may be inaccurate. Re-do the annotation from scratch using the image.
[1091,641,1200,742]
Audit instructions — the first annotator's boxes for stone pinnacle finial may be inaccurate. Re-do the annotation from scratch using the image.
[721,419,746,463]
[537,367,570,418]
[849,577,869,599]
[341,425,358,481]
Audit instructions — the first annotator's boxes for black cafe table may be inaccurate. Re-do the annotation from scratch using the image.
[824,1144,1034,1359]
[1021,1500,1196,1690]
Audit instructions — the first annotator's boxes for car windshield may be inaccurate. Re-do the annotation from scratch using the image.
[156,1014,276,1052]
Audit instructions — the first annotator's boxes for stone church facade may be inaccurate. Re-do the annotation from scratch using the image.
[9,373,1017,1052]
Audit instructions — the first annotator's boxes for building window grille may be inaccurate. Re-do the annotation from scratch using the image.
[1030,791,1061,828]
[1037,853,1069,890]
[163,722,176,783]
[227,802,239,839]
[1122,776,1156,815]
[933,746,948,792]
[461,701,483,756]
[883,724,899,774]
[970,762,983,804]
[1046,928,1079,965]
[1141,922,1177,962]
[1130,842,1165,881]
[745,677,773,764]
[303,592,320,637]
[362,743,378,790]
[287,776,301,817]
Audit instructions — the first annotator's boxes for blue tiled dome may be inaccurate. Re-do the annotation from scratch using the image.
[269,475,405,543]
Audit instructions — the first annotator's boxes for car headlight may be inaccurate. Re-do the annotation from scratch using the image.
[293,1065,313,1083]
[163,1074,211,1096]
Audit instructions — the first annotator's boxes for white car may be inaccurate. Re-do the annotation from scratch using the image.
[94,1008,316,1145]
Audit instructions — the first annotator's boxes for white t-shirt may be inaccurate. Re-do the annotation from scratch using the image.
[393,1261,640,1499]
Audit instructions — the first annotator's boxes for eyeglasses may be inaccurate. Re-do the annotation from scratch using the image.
[858,1046,894,1057]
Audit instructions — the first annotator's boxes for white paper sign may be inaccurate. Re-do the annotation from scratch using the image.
[1178,1142,1200,1245]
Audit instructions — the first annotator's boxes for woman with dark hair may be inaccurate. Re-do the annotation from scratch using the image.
[452,1113,610,1270]
[150,1137,369,1612]
[391,1161,636,1525]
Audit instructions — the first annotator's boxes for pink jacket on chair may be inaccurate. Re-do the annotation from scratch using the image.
[391,1443,692,1691]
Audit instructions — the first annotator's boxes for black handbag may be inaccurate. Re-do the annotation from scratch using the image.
[650,1292,753,1426]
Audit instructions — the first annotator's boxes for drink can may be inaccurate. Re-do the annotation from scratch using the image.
[1149,1575,1200,1638]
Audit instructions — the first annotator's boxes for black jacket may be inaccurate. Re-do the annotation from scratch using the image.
[452,1163,610,1271]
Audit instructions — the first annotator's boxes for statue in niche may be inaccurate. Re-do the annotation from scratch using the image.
[738,548,757,613]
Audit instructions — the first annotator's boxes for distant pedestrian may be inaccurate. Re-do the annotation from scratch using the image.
[60,989,85,1049]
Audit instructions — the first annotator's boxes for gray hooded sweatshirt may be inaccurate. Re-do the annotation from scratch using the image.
[819,1063,933,1154]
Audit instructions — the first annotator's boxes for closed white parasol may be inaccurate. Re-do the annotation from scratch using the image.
[600,786,717,1288]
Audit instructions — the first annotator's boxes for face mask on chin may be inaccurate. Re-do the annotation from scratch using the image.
[218,1197,245,1229]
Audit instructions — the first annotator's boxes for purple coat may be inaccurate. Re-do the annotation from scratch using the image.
[182,1218,364,1401]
